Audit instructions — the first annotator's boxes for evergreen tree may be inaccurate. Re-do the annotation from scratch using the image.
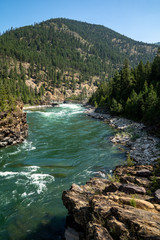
[89,49,160,125]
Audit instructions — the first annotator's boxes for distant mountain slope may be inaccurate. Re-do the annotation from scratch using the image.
[0,18,158,105]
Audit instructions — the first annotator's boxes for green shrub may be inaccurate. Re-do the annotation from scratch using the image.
[107,174,120,182]
[126,153,134,166]
[130,196,136,207]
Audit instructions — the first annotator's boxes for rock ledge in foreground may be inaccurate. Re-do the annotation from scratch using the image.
[62,164,160,240]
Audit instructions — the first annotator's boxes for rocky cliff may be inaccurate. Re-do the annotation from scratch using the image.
[62,107,160,239]
[62,164,160,240]
[0,102,28,147]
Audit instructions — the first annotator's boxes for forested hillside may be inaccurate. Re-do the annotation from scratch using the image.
[89,49,160,125]
[0,18,158,111]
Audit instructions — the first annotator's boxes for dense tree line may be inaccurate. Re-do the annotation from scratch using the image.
[0,58,45,112]
[89,49,160,124]
[0,18,158,113]
[0,18,157,80]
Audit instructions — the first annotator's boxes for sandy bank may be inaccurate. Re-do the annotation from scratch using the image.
[23,105,53,110]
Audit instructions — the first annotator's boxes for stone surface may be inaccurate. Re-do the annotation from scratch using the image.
[136,169,153,177]
[78,108,160,238]
[155,189,160,204]
[103,182,120,193]
[119,184,146,195]
[65,227,80,240]
[85,108,160,165]
[0,102,28,147]
[87,223,113,240]
[63,165,160,240]
[130,136,160,165]
[118,196,155,211]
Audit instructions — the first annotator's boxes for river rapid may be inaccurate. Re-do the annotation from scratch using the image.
[0,104,125,239]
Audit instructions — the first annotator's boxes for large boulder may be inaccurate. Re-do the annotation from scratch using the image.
[0,102,28,147]
[119,184,146,195]
[155,189,160,204]
[136,169,152,178]
[62,165,160,239]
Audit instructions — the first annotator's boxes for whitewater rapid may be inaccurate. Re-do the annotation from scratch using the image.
[0,103,125,239]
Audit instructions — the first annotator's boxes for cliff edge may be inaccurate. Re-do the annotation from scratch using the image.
[0,102,28,147]
[62,164,160,240]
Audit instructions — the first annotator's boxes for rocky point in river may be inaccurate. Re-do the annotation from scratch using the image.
[85,107,160,165]
[62,164,160,240]
[0,102,28,147]
[62,107,160,239]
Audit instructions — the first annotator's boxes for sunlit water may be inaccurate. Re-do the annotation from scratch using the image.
[0,104,125,239]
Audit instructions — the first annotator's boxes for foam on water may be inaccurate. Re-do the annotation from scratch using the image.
[25,166,40,172]
[34,104,84,119]
[24,110,33,113]
[60,103,81,109]
[0,171,19,178]
[21,192,27,198]
[7,149,21,156]
[30,173,55,194]
[2,141,36,160]
[39,111,65,117]
[20,191,35,199]
[0,103,126,239]
[21,140,36,151]
[0,169,55,194]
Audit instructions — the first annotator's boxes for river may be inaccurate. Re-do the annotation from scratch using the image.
[0,104,125,239]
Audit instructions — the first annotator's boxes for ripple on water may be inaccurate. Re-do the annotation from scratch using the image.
[0,169,55,194]
[21,140,36,151]
[0,103,125,239]
[5,140,36,158]
[25,104,84,119]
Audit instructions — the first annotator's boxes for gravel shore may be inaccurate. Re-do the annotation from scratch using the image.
[85,106,160,165]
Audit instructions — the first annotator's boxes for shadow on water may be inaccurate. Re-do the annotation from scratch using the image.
[8,163,76,170]
[6,214,66,240]
[24,215,66,240]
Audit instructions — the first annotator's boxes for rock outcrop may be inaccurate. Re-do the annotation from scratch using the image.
[0,102,28,147]
[62,164,160,240]
[85,107,160,165]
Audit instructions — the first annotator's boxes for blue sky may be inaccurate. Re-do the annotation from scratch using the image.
[0,0,160,43]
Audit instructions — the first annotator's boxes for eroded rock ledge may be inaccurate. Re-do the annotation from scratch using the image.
[0,102,28,147]
[62,106,160,239]
[62,164,160,240]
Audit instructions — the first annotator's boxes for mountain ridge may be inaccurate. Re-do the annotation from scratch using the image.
[0,18,158,107]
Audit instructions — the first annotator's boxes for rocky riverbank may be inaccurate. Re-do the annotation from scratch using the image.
[62,107,160,239]
[0,102,28,147]
[62,163,160,240]
[84,107,160,165]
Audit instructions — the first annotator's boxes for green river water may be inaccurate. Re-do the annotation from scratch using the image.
[0,104,125,239]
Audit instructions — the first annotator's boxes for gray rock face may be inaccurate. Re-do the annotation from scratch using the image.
[65,227,80,240]
[155,189,160,204]
[136,169,152,177]
[0,142,8,147]
[119,184,146,195]
[0,102,28,148]
[63,165,160,240]
[87,223,113,240]
[103,182,120,193]
[130,136,160,165]
[86,108,160,165]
